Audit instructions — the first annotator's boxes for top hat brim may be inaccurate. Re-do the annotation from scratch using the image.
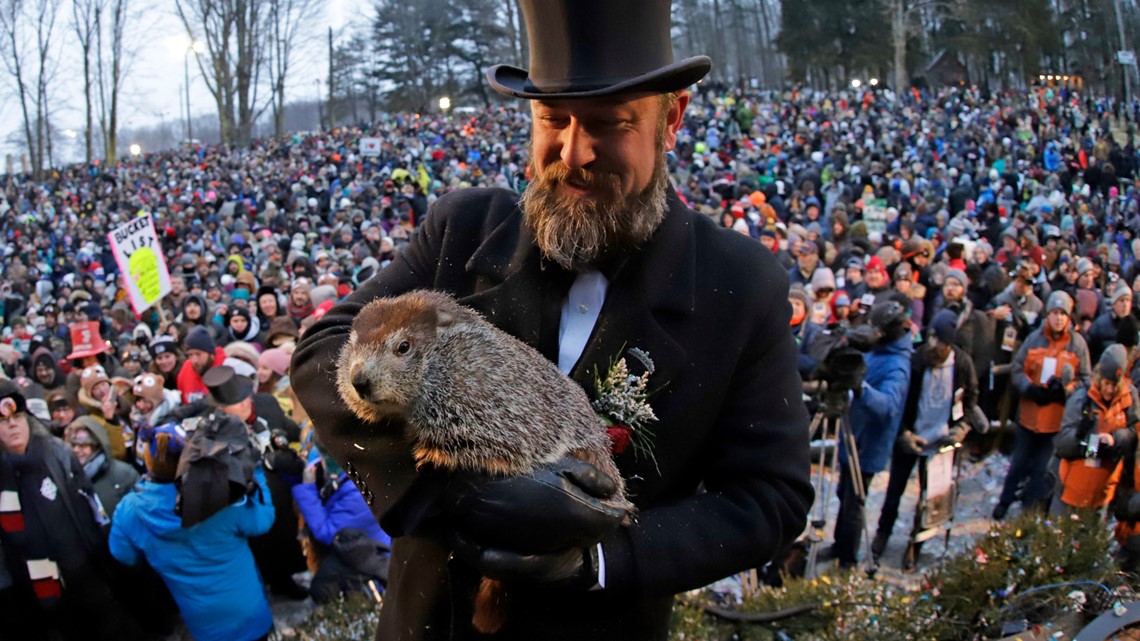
[486,56,712,100]
[211,376,253,406]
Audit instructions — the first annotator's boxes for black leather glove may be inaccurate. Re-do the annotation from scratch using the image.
[441,457,629,554]
[1046,378,1067,404]
[1022,384,1051,405]
[452,534,601,590]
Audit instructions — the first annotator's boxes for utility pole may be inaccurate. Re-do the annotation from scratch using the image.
[327,27,335,129]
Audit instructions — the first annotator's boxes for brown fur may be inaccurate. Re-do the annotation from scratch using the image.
[336,290,632,633]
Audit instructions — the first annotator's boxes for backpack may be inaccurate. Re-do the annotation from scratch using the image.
[175,411,262,528]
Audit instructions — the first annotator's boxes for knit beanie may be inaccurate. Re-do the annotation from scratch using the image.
[945,268,969,287]
[1098,344,1129,383]
[930,309,958,345]
[310,284,339,308]
[259,348,291,377]
[132,373,165,405]
[1111,282,1133,305]
[184,326,216,354]
[138,422,187,482]
[1076,257,1094,277]
[810,267,836,293]
[1046,290,1074,316]
[149,335,178,359]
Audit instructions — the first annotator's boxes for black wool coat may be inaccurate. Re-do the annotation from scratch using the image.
[292,187,812,641]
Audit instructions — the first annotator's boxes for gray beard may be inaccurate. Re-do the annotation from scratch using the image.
[520,154,669,271]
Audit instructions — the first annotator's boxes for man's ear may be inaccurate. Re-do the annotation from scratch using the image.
[663,91,691,153]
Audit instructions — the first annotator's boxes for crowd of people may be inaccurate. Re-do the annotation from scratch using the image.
[1,80,1140,636]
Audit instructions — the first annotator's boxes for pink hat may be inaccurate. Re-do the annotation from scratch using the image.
[258,348,291,377]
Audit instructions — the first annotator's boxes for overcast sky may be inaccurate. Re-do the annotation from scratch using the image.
[2,0,368,165]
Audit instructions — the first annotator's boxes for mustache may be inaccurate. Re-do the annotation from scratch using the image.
[535,162,621,198]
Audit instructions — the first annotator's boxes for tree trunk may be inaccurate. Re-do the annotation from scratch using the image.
[893,0,908,91]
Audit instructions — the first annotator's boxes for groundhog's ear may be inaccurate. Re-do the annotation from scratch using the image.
[435,307,458,329]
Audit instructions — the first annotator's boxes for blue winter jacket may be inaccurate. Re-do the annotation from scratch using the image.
[292,475,391,547]
[108,468,276,641]
[841,334,914,474]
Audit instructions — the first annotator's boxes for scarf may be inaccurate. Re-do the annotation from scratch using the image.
[0,446,64,607]
[286,300,314,320]
[83,452,106,481]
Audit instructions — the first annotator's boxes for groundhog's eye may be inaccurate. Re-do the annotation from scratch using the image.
[395,340,412,356]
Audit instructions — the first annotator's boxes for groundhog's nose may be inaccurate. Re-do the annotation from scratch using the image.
[351,370,372,399]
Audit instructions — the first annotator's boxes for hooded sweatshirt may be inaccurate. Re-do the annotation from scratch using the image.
[108,468,275,641]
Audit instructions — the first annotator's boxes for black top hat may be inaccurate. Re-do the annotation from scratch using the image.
[486,0,711,99]
[203,365,253,406]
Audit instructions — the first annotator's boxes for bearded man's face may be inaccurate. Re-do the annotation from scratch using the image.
[522,92,686,270]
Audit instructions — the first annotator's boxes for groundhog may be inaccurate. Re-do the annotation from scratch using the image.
[336,289,632,633]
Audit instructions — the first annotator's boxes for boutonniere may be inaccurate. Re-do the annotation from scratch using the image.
[593,347,659,466]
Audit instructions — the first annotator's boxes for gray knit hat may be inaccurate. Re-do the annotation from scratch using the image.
[1045,290,1074,315]
[945,268,969,287]
[1098,344,1128,382]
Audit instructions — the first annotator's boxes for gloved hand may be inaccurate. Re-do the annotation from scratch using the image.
[945,424,970,445]
[897,431,928,455]
[1046,378,1067,404]
[1022,384,1052,405]
[440,457,629,554]
[452,534,601,590]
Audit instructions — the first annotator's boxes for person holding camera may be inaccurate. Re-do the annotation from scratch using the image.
[830,297,913,568]
[1052,344,1138,516]
[993,291,1092,520]
[872,310,979,564]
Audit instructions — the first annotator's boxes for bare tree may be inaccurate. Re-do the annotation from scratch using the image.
[265,0,318,138]
[94,0,128,163]
[71,0,101,163]
[174,0,267,147]
[0,0,62,179]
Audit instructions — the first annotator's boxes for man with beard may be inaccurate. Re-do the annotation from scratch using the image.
[176,327,226,403]
[291,1,812,638]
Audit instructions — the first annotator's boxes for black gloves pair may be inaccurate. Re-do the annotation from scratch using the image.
[1024,378,1066,405]
[386,458,628,590]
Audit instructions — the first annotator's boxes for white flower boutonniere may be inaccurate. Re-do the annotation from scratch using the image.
[592,347,659,466]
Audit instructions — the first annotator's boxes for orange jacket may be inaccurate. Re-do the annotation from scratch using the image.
[1057,383,1134,508]
[1012,326,1090,434]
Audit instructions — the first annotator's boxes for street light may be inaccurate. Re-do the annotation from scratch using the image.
[129,143,141,156]
[869,78,880,87]
[184,39,205,143]
[439,96,451,113]
[851,79,863,89]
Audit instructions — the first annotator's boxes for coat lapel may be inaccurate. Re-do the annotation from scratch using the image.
[569,190,695,399]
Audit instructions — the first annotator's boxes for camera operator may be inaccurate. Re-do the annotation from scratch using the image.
[1053,344,1138,517]
[829,296,913,568]
[872,310,980,565]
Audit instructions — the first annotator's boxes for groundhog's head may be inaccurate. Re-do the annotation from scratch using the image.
[336,292,457,423]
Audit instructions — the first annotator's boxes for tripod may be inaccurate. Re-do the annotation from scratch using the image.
[802,380,879,579]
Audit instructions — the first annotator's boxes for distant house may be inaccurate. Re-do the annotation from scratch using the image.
[924,50,969,87]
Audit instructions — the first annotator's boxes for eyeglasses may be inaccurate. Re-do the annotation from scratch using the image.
[69,442,95,451]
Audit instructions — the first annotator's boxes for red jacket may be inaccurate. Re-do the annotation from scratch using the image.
[176,347,226,403]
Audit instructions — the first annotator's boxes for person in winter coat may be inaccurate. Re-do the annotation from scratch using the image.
[219,306,262,348]
[0,382,143,641]
[831,298,913,567]
[994,291,1092,519]
[177,326,227,404]
[108,422,276,641]
[1087,283,1135,364]
[76,364,130,460]
[294,445,391,604]
[28,347,66,397]
[1052,345,1139,515]
[64,417,139,517]
[872,310,980,566]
